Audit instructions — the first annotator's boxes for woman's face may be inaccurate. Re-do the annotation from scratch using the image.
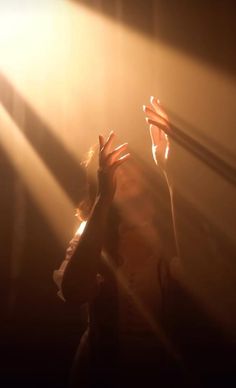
[114,161,147,203]
[114,161,157,236]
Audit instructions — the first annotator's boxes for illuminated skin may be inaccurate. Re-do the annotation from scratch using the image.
[143,96,182,272]
[98,131,130,203]
[143,96,170,178]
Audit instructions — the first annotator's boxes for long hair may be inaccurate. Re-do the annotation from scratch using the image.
[76,144,98,221]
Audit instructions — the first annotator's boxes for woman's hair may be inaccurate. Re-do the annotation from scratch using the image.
[76,144,99,221]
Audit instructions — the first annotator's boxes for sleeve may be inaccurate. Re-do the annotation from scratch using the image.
[53,233,81,301]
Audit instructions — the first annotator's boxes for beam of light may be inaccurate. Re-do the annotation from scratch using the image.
[76,220,87,236]
[0,103,75,246]
[0,0,126,160]
[165,144,169,160]
[101,251,181,363]
[152,145,158,165]
[0,0,235,335]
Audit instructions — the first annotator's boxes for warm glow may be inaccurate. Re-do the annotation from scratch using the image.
[0,103,74,245]
[165,144,169,160]
[0,0,235,333]
[76,220,87,236]
[0,0,127,160]
[152,144,158,165]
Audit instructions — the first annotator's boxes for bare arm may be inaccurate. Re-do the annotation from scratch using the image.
[163,173,180,259]
[61,132,130,304]
[61,196,110,304]
[143,97,180,258]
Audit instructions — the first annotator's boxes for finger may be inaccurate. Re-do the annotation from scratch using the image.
[150,96,161,112]
[99,135,105,151]
[111,153,130,173]
[143,105,159,121]
[102,131,115,156]
[146,118,170,137]
[106,143,128,165]
[150,96,169,121]
[143,106,168,127]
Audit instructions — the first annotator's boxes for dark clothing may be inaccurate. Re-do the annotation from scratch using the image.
[68,253,188,387]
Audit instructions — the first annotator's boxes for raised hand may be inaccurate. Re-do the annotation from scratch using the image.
[143,96,170,174]
[98,131,130,203]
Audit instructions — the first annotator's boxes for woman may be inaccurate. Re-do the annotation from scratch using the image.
[54,97,185,387]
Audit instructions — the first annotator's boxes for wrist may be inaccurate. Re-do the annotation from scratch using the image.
[163,171,173,191]
[95,193,113,211]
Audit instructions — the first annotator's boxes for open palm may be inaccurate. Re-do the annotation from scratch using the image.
[143,96,170,173]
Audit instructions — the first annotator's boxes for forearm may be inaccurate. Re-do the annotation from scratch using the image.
[62,195,110,303]
[163,172,180,259]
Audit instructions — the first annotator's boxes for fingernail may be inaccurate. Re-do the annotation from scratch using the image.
[145,117,149,123]
[150,96,155,103]
[157,98,161,105]
[142,105,146,112]
[120,142,128,148]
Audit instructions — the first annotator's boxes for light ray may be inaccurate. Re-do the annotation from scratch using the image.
[102,251,181,363]
[0,0,235,334]
[0,103,75,245]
